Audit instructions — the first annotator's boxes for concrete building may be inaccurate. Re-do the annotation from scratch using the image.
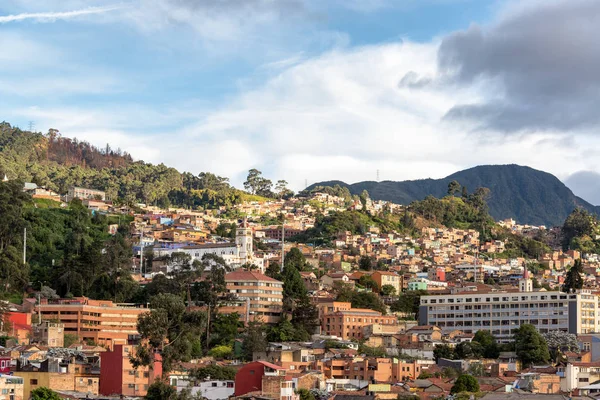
[99,344,161,397]
[66,186,106,202]
[37,297,147,348]
[154,220,265,272]
[321,307,397,340]
[234,361,293,399]
[32,322,64,348]
[0,374,24,400]
[419,272,600,342]
[219,271,284,324]
[371,271,402,295]
[175,380,234,400]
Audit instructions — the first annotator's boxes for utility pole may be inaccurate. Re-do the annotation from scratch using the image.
[28,121,35,132]
[281,221,285,272]
[140,227,144,276]
[23,228,26,264]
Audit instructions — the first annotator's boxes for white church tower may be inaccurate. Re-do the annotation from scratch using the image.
[519,267,533,292]
[236,217,253,262]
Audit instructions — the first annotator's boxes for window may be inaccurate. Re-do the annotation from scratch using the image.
[128,384,135,388]
[30,379,38,385]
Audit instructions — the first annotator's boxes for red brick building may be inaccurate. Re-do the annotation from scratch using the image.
[234,361,287,397]
[99,344,161,397]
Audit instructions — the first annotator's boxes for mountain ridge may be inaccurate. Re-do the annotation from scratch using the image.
[307,164,598,227]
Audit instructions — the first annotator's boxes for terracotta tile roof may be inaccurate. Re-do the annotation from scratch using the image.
[225,271,282,283]
[255,360,286,370]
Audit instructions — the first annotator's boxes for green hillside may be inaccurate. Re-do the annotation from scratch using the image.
[308,165,598,226]
[0,122,270,209]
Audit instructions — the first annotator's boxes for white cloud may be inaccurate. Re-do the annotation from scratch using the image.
[0,5,122,23]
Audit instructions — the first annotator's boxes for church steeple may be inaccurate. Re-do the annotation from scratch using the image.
[520,267,533,292]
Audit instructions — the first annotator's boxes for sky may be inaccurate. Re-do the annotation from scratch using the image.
[2,0,600,203]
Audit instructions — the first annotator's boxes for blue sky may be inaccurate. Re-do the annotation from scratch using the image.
[2,0,600,203]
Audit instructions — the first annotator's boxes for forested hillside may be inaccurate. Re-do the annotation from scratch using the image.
[0,122,265,209]
[308,165,598,226]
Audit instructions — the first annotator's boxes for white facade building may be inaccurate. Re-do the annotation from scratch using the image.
[152,219,265,272]
[420,272,600,342]
[174,379,234,400]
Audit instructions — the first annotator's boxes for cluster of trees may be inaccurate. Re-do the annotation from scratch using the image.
[0,124,292,210]
[243,169,293,199]
[292,210,406,245]
[410,183,496,240]
[334,282,387,314]
[562,208,600,253]
[433,325,567,368]
[265,248,320,341]
[433,331,500,362]
[0,179,139,300]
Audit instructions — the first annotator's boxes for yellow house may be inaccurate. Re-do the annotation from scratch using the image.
[16,369,99,399]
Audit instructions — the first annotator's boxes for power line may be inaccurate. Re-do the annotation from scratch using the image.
[28,121,35,132]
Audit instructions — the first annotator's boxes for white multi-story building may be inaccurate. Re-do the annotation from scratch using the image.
[419,270,600,342]
[153,219,265,272]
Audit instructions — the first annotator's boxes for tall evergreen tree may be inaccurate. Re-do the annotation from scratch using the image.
[562,259,584,293]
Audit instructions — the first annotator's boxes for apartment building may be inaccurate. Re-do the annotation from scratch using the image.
[371,271,403,295]
[219,271,283,324]
[100,344,161,397]
[37,297,147,348]
[321,307,397,340]
[319,357,434,382]
[32,322,64,347]
[65,186,106,202]
[419,273,600,342]
[0,374,24,400]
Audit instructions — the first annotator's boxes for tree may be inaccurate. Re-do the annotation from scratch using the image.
[562,259,584,293]
[291,296,319,337]
[358,343,386,357]
[391,290,428,319]
[190,364,237,381]
[380,284,396,296]
[359,190,370,211]
[433,344,455,361]
[455,341,483,359]
[513,324,550,367]
[241,320,267,361]
[63,333,79,347]
[210,312,242,347]
[275,180,293,199]
[450,374,480,394]
[267,317,298,342]
[30,387,62,400]
[0,179,31,292]
[285,247,309,271]
[358,275,378,291]
[447,180,461,196]
[468,363,485,377]
[543,330,580,361]
[297,388,316,400]
[132,293,206,373]
[208,345,233,359]
[145,380,177,400]
[243,169,273,197]
[562,208,594,250]
[265,261,281,280]
[473,330,500,359]
[359,255,373,270]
